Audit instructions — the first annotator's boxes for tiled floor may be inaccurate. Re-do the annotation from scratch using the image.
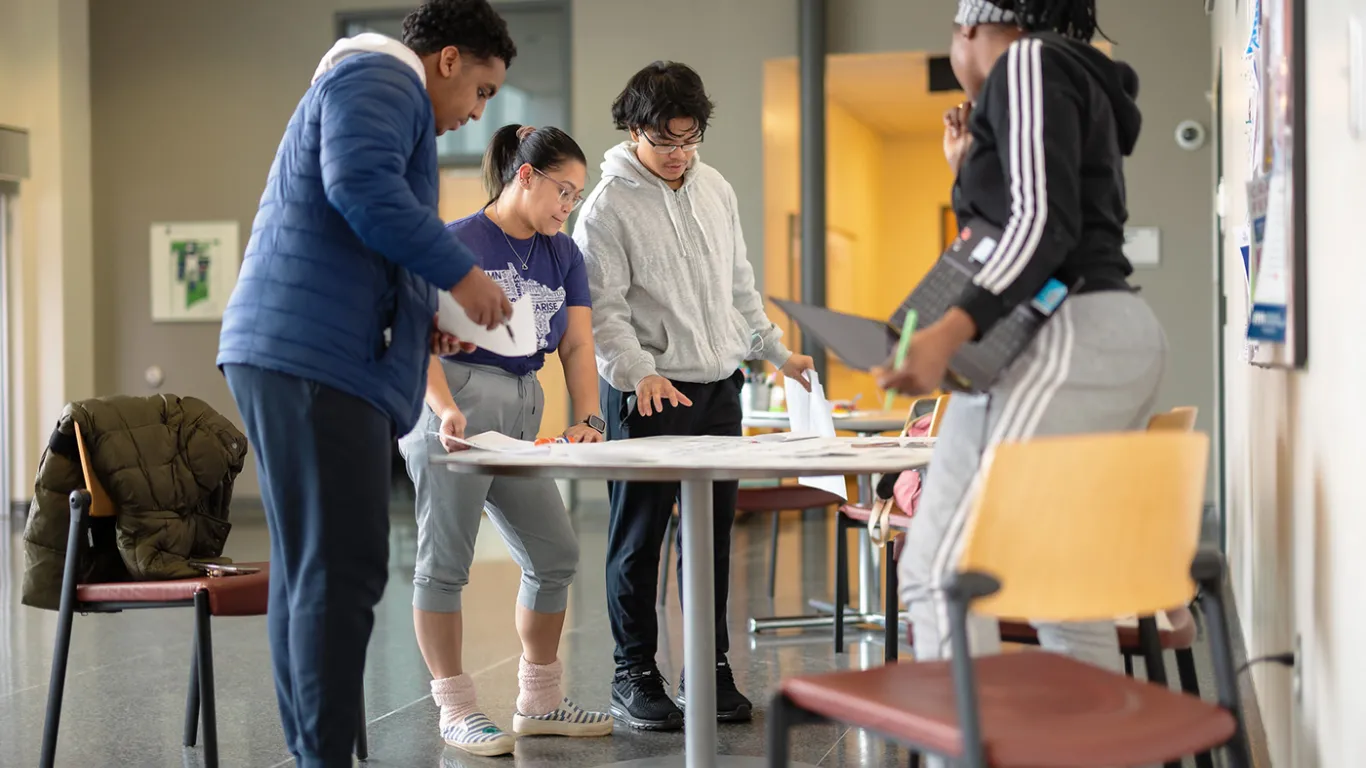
[1,491,921,767]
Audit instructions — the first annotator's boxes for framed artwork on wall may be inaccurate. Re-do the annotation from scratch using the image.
[1244,0,1307,369]
[149,221,240,322]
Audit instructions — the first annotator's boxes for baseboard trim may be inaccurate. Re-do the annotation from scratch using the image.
[1221,577,1274,768]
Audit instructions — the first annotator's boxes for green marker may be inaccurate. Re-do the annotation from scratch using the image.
[884,310,918,411]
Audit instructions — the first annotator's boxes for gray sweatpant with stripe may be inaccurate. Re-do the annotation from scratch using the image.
[898,291,1166,688]
[397,360,578,615]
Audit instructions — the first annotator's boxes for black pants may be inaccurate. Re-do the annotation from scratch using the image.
[602,370,744,672]
[223,365,391,767]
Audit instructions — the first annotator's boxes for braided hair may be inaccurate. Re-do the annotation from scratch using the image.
[957,0,1105,42]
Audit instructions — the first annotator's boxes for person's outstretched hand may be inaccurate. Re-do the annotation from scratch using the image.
[430,315,476,356]
[779,354,816,391]
[450,268,513,330]
[943,102,974,173]
[873,310,976,396]
[634,375,693,417]
[435,406,468,453]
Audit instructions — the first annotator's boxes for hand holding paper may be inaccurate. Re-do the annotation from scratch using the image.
[437,290,536,358]
[783,371,848,501]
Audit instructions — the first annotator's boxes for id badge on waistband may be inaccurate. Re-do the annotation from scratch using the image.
[1030,278,1068,316]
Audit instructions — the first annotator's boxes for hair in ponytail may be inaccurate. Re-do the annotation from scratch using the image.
[481,124,587,205]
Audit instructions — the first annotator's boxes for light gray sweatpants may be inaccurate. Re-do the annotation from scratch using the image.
[898,291,1167,684]
[398,360,579,615]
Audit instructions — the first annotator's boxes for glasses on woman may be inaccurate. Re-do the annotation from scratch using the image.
[640,132,703,155]
[532,168,585,211]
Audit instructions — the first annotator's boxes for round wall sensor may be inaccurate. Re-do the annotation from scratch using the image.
[145,365,164,388]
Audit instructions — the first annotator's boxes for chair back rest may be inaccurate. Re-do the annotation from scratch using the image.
[74,423,116,518]
[957,430,1208,622]
[1148,406,1198,432]
[901,394,950,438]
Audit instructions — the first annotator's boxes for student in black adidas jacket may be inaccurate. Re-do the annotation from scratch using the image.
[877,0,1169,698]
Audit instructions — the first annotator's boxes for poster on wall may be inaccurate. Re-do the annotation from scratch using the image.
[149,222,240,323]
[1244,0,1306,368]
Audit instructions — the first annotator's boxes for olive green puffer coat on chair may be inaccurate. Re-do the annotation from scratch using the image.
[20,395,249,610]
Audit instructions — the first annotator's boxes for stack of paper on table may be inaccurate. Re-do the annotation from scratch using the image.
[430,431,547,454]
[436,290,537,357]
[782,372,847,500]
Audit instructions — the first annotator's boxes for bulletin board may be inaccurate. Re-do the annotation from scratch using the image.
[1242,0,1308,368]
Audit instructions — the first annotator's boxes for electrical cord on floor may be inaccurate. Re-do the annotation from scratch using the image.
[1237,652,1296,676]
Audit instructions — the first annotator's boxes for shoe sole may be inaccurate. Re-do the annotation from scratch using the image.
[512,714,616,738]
[443,734,516,757]
[675,695,754,723]
[609,702,684,731]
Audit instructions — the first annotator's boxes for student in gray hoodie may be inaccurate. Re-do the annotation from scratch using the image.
[572,61,814,731]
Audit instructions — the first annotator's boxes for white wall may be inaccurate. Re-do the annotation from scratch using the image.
[1213,0,1366,765]
[0,0,95,504]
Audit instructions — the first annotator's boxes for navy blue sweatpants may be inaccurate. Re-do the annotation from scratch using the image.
[224,365,391,767]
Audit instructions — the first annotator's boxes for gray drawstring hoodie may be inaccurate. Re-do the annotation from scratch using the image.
[572,141,791,392]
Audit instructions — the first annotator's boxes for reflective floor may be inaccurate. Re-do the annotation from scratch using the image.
[0,489,922,767]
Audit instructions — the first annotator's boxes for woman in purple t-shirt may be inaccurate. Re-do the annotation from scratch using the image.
[397,125,610,756]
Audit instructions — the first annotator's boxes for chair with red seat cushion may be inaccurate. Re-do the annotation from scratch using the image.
[39,425,368,768]
[769,431,1252,768]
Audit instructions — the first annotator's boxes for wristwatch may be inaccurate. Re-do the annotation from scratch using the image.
[583,414,606,434]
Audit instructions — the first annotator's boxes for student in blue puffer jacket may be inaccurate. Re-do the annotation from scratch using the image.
[216,2,515,765]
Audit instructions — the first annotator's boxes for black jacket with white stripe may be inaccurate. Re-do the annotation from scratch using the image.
[952,31,1142,337]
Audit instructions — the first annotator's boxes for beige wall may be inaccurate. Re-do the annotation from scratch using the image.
[82,0,1214,504]
[1213,0,1366,764]
[0,0,95,504]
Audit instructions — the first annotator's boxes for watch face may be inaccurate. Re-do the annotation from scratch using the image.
[586,414,606,433]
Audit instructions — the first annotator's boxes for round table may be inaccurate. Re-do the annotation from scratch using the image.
[431,436,931,768]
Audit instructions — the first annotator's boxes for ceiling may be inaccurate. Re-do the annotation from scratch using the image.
[767,52,966,139]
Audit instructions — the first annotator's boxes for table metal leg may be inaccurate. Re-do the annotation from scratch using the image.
[856,474,879,614]
[680,479,716,768]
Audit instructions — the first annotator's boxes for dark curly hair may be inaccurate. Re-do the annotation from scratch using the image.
[401,0,517,66]
[611,61,714,138]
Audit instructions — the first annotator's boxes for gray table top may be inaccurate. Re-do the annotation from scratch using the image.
[741,409,907,435]
[429,435,933,482]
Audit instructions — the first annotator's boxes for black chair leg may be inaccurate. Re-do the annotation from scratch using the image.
[767,511,781,600]
[884,541,898,662]
[1175,647,1215,768]
[1137,616,1180,768]
[183,640,201,747]
[1123,652,1134,677]
[40,492,91,768]
[834,511,849,654]
[658,513,676,607]
[194,590,219,768]
[908,750,921,768]
[766,694,792,767]
[356,680,369,760]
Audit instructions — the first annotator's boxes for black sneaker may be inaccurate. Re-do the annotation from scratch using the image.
[610,666,684,731]
[675,661,753,723]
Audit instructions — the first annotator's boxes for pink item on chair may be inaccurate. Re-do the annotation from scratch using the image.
[891,414,932,517]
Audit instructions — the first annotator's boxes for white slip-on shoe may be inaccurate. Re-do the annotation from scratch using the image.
[512,698,615,738]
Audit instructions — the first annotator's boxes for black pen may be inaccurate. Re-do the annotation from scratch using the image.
[504,322,516,344]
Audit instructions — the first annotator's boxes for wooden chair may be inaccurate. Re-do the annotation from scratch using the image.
[834,394,948,659]
[39,424,369,768]
[769,431,1252,768]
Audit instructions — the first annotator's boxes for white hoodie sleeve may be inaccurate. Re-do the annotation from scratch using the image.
[726,186,792,369]
[574,207,658,392]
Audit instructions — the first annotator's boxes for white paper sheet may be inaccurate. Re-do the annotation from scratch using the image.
[436,290,536,357]
[430,431,547,454]
[783,372,849,500]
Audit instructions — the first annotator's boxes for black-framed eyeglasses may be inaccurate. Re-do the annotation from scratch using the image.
[532,167,584,211]
[640,132,704,155]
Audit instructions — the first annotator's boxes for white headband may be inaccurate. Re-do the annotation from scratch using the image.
[955,0,1017,26]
